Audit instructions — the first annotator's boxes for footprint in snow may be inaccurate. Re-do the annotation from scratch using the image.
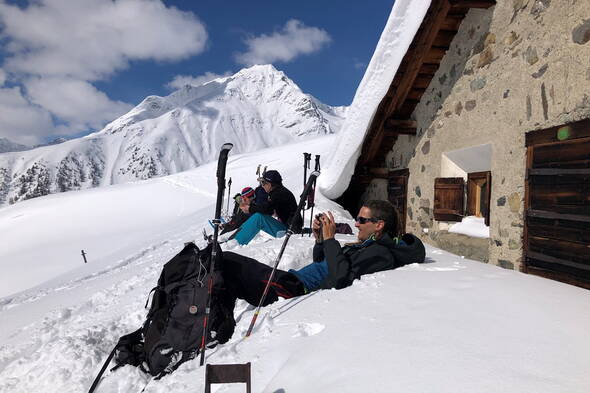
[292,322,325,337]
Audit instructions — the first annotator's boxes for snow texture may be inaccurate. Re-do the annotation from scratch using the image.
[449,216,490,238]
[319,0,431,199]
[1,134,589,393]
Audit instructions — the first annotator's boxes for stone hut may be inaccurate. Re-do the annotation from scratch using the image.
[336,0,590,289]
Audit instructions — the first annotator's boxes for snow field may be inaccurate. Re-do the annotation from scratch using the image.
[0,133,589,392]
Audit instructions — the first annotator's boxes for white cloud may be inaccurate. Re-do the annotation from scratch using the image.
[0,87,54,145]
[0,0,209,143]
[24,77,133,131]
[0,0,208,80]
[166,71,233,90]
[235,19,331,66]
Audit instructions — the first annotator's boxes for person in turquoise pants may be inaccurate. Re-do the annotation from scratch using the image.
[233,170,302,245]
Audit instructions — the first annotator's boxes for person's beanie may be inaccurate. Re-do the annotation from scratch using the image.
[258,170,282,184]
[241,187,255,198]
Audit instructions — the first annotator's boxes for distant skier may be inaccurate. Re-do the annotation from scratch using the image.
[232,170,302,245]
[217,199,426,337]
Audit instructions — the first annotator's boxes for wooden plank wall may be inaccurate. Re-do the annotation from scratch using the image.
[524,119,590,289]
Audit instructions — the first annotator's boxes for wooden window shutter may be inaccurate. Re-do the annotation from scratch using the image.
[434,177,465,221]
[484,171,491,226]
[466,171,492,226]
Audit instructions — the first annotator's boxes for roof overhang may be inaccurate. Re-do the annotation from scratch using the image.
[358,0,496,171]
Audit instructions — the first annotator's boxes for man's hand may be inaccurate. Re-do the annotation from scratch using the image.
[320,211,336,240]
[312,214,322,241]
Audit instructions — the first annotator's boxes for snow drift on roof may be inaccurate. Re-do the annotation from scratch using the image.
[318,0,432,199]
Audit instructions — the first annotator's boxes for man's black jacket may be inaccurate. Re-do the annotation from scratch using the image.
[249,184,303,232]
[312,233,426,289]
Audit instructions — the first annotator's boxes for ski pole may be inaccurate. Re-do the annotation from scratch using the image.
[199,143,233,367]
[307,155,320,235]
[225,177,232,217]
[88,344,118,393]
[245,170,320,338]
[302,153,310,236]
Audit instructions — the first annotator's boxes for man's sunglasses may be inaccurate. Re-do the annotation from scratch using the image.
[355,216,380,224]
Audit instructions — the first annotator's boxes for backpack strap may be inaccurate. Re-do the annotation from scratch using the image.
[144,286,159,309]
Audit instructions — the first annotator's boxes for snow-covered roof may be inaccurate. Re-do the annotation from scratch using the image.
[318,0,432,199]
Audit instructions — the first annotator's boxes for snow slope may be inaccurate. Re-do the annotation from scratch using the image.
[319,0,431,198]
[0,64,345,207]
[1,134,589,393]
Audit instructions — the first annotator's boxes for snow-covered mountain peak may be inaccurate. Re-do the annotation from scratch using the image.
[101,64,306,136]
[0,65,346,206]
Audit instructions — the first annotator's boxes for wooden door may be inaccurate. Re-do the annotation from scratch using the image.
[524,119,590,289]
[388,169,409,233]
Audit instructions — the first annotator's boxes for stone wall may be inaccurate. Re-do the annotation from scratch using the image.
[373,0,590,270]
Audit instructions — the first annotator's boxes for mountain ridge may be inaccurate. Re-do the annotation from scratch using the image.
[0,64,346,206]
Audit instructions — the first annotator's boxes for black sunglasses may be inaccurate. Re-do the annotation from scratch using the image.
[355,216,380,224]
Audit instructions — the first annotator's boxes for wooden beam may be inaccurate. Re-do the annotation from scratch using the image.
[368,167,390,178]
[407,88,426,100]
[362,0,451,164]
[441,14,463,30]
[419,63,441,74]
[424,46,448,63]
[525,118,590,146]
[385,128,418,136]
[434,30,459,46]
[385,118,417,129]
[449,0,496,9]
[412,75,436,89]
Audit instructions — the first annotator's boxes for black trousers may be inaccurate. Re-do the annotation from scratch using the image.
[219,251,305,309]
[209,252,305,343]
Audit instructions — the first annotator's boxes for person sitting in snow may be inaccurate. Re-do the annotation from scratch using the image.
[220,186,267,235]
[231,169,302,245]
[214,199,426,340]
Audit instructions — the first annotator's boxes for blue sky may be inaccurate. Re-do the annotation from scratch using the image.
[0,0,394,145]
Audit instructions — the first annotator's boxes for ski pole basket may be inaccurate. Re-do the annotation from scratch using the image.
[204,363,251,393]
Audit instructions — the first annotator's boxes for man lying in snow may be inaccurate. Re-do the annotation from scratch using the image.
[215,199,426,339]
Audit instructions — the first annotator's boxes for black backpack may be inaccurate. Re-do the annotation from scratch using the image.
[113,242,235,377]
